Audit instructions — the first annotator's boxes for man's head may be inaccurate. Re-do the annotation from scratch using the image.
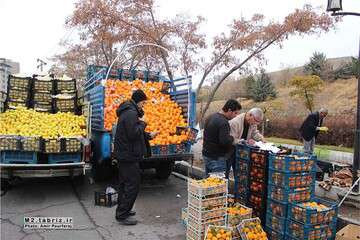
[319,108,328,119]
[222,99,241,120]
[246,108,264,125]
[131,89,147,109]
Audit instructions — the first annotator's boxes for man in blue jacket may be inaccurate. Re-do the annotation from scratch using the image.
[114,89,157,225]
[299,108,328,155]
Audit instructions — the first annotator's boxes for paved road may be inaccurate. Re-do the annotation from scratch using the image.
[1,171,188,240]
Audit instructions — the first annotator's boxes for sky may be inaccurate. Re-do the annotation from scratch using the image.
[0,0,359,85]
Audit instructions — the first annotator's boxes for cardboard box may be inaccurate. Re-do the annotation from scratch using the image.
[336,224,360,240]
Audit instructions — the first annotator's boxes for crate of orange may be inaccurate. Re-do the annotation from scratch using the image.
[205,225,232,240]
[188,177,228,197]
[268,153,316,173]
[237,217,268,240]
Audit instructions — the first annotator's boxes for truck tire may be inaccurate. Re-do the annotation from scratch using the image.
[155,162,174,180]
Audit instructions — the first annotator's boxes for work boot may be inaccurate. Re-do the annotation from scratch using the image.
[128,210,136,216]
[116,216,138,225]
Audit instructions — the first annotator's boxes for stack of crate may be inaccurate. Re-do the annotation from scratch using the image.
[6,75,32,108]
[187,177,228,240]
[227,202,253,240]
[247,149,269,224]
[53,76,78,113]
[234,144,252,204]
[265,153,319,239]
[33,75,55,113]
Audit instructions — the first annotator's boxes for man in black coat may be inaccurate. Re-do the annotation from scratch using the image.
[114,89,157,225]
[299,108,328,155]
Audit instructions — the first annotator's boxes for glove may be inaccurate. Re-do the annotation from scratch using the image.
[317,126,329,132]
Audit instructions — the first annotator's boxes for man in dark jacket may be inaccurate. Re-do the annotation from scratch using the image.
[202,99,241,176]
[114,89,156,225]
[299,108,328,155]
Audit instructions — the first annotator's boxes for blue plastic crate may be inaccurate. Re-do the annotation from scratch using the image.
[267,184,313,203]
[249,165,267,182]
[269,153,316,173]
[250,149,268,168]
[234,178,249,200]
[288,198,338,225]
[151,146,160,155]
[265,226,285,240]
[266,198,288,218]
[235,159,249,173]
[235,144,252,161]
[1,151,37,164]
[48,153,81,164]
[268,169,316,190]
[285,219,336,240]
[266,211,286,233]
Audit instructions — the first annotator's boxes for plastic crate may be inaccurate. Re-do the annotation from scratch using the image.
[237,217,267,240]
[1,151,37,164]
[187,215,226,233]
[250,180,267,195]
[151,146,160,155]
[33,101,53,113]
[188,206,227,220]
[64,138,82,152]
[181,207,188,225]
[265,227,284,240]
[235,144,252,161]
[173,142,191,154]
[0,135,21,151]
[266,212,286,233]
[235,193,248,205]
[250,150,268,168]
[54,98,77,112]
[188,177,227,197]
[205,225,233,240]
[33,91,53,103]
[249,166,267,182]
[269,153,316,173]
[33,79,55,92]
[48,152,81,164]
[21,136,43,152]
[43,138,63,153]
[234,177,249,197]
[6,100,28,109]
[7,88,29,101]
[268,185,313,203]
[285,219,336,240]
[94,190,118,207]
[187,224,205,240]
[266,198,288,218]
[268,169,316,189]
[248,192,267,212]
[288,198,338,225]
[227,203,253,226]
[56,79,76,92]
[236,159,250,173]
[176,127,198,143]
[188,192,227,210]
[8,75,32,89]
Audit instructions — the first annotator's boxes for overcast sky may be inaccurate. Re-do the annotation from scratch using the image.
[0,0,359,83]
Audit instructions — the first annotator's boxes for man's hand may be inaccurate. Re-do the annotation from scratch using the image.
[247,139,256,145]
[149,132,159,139]
[317,126,329,132]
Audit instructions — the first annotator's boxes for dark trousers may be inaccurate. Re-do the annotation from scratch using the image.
[116,162,140,219]
[225,148,236,179]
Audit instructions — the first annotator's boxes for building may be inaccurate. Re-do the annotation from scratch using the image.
[0,58,20,98]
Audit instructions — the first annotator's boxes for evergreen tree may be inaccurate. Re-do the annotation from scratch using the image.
[245,75,256,98]
[304,52,327,77]
[252,70,277,102]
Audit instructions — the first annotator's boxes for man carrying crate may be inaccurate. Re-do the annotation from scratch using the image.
[113,89,157,225]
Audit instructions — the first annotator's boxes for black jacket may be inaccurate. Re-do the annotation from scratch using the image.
[113,100,151,162]
[202,113,234,159]
[299,111,323,141]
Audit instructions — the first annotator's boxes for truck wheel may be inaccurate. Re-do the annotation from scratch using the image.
[155,162,174,180]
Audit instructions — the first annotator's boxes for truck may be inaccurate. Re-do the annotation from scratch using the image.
[0,74,92,190]
[84,65,196,180]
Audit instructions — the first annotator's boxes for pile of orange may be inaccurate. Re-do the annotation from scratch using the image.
[104,79,188,146]
[206,227,232,240]
[239,220,268,240]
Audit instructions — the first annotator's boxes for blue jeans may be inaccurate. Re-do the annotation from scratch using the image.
[203,156,227,176]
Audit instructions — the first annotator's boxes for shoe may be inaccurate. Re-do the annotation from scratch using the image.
[128,210,136,216]
[116,216,138,225]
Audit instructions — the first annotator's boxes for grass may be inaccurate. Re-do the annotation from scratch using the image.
[267,136,354,153]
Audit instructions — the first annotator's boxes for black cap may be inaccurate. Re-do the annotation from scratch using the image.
[131,89,147,104]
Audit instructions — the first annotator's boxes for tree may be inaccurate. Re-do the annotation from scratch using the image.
[289,75,324,112]
[252,70,277,102]
[53,0,206,80]
[303,51,333,80]
[197,5,337,123]
[245,75,256,98]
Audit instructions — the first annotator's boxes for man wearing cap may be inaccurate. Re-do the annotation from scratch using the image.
[114,89,157,225]
[226,108,265,178]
